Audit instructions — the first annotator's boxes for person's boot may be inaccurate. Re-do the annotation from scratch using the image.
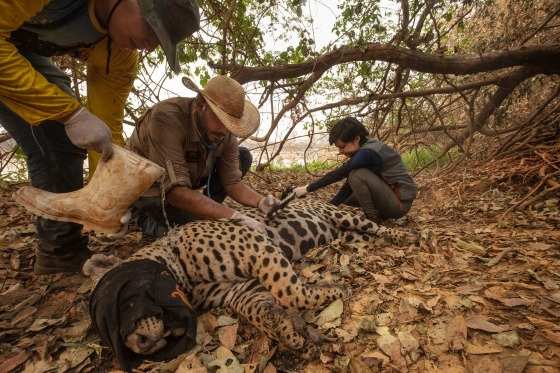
[13,146,164,234]
[34,249,91,275]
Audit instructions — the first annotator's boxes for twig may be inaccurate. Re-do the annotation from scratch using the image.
[519,184,560,209]
[485,248,515,267]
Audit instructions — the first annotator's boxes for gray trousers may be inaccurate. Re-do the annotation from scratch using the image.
[345,169,412,221]
[0,52,88,261]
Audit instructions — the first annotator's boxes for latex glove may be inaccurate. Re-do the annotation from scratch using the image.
[231,211,266,232]
[64,107,113,161]
[293,185,309,198]
[105,210,132,239]
[257,194,281,215]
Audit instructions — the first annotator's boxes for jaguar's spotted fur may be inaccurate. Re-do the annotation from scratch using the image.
[87,199,417,357]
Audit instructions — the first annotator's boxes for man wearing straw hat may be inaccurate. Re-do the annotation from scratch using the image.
[128,75,280,239]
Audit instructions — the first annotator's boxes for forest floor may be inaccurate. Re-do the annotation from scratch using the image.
[0,165,559,373]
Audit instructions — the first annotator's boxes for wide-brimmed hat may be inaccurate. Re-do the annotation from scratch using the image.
[182,75,260,137]
[138,0,200,74]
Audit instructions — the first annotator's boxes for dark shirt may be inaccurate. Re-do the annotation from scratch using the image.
[307,149,383,204]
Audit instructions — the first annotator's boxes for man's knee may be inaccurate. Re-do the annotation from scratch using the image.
[238,147,253,176]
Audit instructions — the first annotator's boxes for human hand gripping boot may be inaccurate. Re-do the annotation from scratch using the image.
[12,146,164,235]
[64,108,114,161]
[257,194,282,215]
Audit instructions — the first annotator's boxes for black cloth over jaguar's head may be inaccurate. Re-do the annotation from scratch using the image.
[89,259,197,372]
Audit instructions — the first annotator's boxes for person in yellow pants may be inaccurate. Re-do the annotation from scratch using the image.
[0,0,200,274]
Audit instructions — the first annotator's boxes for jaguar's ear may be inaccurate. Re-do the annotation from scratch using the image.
[280,185,295,200]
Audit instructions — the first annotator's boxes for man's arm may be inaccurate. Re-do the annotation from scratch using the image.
[168,186,266,231]
[85,37,138,168]
[167,186,236,219]
[306,149,383,193]
[224,182,262,208]
[0,0,82,125]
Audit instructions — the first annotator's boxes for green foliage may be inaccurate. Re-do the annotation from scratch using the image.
[265,159,339,173]
[332,0,387,45]
[0,146,29,183]
[401,145,453,171]
[173,0,319,82]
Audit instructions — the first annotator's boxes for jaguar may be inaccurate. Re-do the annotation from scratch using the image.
[84,199,417,358]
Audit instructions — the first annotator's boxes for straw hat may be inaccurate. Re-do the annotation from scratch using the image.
[182,75,260,137]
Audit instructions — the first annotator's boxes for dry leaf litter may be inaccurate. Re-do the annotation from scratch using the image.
[0,165,559,372]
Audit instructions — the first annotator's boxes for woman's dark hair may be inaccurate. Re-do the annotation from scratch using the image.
[328,117,369,145]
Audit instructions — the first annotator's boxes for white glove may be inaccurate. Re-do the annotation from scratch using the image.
[105,210,132,239]
[64,107,113,161]
[257,194,281,215]
[231,211,266,232]
[293,185,309,198]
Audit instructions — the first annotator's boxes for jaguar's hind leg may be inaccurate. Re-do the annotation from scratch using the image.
[316,205,418,245]
[253,247,344,310]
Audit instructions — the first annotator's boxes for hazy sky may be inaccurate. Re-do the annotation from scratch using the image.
[127,0,398,152]
[125,0,342,142]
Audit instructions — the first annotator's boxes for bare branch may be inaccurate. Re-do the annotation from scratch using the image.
[213,44,560,84]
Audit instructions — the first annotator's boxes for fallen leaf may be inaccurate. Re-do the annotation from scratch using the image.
[0,351,30,373]
[57,346,94,372]
[217,315,237,327]
[444,294,462,310]
[484,286,535,307]
[398,296,418,322]
[335,324,358,343]
[301,264,325,278]
[218,324,238,350]
[303,362,331,373]
[466,315,510,333]
[358,315,377,332]
[360,350,389,369]
[58,319,91,342]
[262,363,276,373]
[315,299,343,327]
[465,342,504,354]
[319,352,334,364]
[176,354,206,373]
[77,278,93,294]
[334,355,351,370]
[501,354,529,373]
[427,321,448,353]
[349,356,374,373]
[447,315,467,351]
[377,331,405,367]
[542,330,560,344]
[400,268,419,281]
[10,306,37,328]
[492,330,520,347]
[27,317,66,332]
[375,312,392,327]
[468,354,502,373]
[208,356,244,373]
[527,316,560,331]
[10,253,20,271]
[22,359,58,373]
[398,329,419,359]
[215,346,235,359]
[246,335,275,371]
[455,238,486,255]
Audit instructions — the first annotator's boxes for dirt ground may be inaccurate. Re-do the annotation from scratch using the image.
[0,167,559,373]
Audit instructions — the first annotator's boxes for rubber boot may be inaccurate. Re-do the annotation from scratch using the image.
[34,246,91,275]
[13,145,164,234]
